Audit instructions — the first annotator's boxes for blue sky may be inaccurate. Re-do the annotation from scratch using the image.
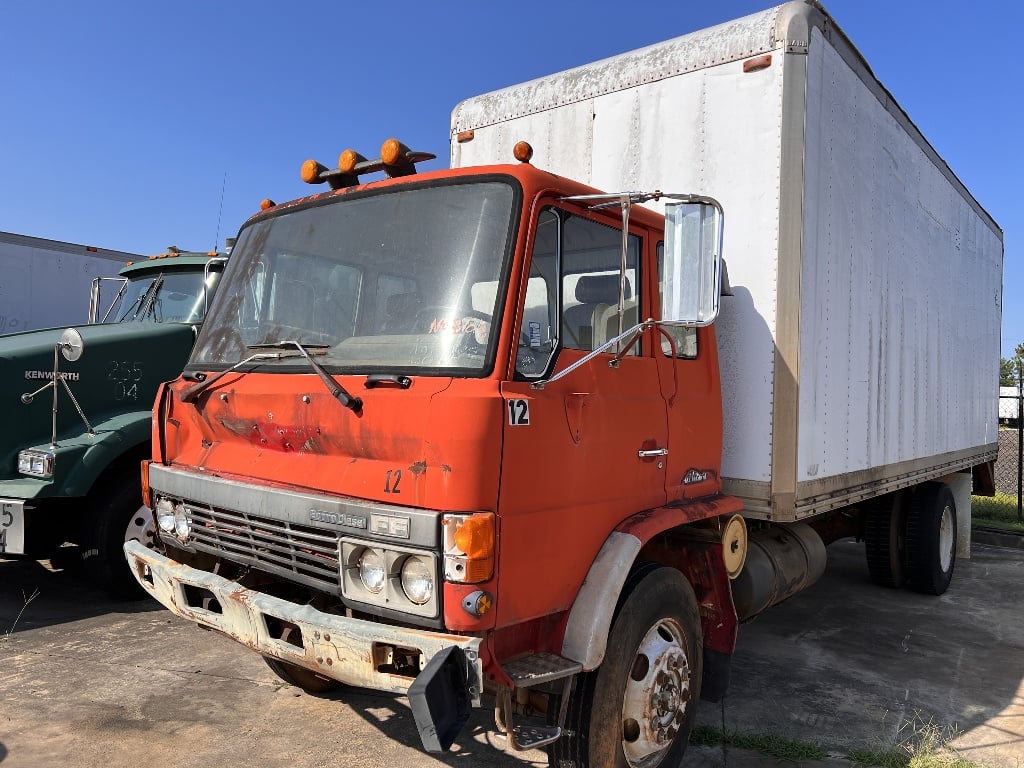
[1,1,1019,356]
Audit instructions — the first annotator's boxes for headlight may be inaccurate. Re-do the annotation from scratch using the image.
[17,450,55,478]
[155,498,175,533]
[358,548,386,593]
[173,504,191,539]
[400,556,434,605]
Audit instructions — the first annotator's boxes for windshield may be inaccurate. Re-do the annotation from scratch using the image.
[190,179,518,375]
[114,269,219,324]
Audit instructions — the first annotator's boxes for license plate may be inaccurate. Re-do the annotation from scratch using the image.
[1,499,25,555]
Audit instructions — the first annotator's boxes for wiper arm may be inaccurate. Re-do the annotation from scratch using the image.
[180,350,305,402]
[139,275,165,321]
[250,340,363,413]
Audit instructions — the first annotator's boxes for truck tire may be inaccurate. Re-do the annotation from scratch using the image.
[863,494,906,588]
[548,563,702,768]
[81,474,154,599]
[263,657,344,693]
[905,483,957,595]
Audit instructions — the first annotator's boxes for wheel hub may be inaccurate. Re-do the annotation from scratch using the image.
[125,504,156,549]
[621,619,691,767]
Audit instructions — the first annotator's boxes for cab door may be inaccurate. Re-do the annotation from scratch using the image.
[495,205,667,627]
[653,242,726,504]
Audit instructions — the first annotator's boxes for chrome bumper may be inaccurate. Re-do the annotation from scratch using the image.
[123,540,482,704]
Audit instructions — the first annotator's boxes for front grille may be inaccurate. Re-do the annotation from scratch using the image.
[184,503,341,594]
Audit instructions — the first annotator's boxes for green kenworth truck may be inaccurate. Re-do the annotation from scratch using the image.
[0,247,227,595]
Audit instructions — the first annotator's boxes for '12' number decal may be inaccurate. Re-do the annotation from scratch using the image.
[507,399,530,426]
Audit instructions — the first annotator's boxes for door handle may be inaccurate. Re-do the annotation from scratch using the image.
[637,448,669,458]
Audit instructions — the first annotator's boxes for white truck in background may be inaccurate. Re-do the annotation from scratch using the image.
[452,0,1003,558]
[0,231,137,333]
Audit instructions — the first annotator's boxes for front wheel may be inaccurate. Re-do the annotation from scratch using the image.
[81,474,155,599]
[549,564,703,768]
[263,657,344,693]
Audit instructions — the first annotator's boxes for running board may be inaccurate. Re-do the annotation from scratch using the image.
[496,652,582,751]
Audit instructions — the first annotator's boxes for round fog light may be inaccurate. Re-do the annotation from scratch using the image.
[400,556,433,605]
[358,549,386,594]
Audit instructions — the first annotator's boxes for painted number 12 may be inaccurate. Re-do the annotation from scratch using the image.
[507,399,530,426]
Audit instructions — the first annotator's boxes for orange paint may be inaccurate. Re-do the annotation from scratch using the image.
[153,161,739,676]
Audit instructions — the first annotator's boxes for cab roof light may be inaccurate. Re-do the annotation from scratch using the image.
[338,148,366,175]
[260,198,276,211]
[513,141,534,164]
[299,138,436,190]
[301,159,329,184]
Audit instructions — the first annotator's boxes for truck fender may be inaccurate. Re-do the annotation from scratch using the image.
[560,531,641,671]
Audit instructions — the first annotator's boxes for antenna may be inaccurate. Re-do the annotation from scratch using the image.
[214,170,227,251]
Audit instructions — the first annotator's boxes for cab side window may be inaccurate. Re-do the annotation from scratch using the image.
[516,208,643,379]
[561,214,640,354]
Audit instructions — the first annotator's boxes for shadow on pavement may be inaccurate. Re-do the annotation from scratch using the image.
[0,552,161,635]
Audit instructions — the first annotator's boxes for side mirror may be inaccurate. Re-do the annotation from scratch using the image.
[661,197,724,326]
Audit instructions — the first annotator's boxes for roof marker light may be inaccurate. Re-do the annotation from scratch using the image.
[301,159,327,184]
[513,141,534,163]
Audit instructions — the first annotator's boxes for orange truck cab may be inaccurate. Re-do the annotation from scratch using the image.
[125,141,744,765]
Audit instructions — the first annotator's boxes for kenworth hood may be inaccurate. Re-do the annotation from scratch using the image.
[0,322,197,487]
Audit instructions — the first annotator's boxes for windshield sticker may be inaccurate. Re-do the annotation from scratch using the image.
[528,321,541,348]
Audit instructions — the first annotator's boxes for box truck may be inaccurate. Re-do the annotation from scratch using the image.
[1,248,228,596]
[0,231,136,333]
[123,1,1002,765]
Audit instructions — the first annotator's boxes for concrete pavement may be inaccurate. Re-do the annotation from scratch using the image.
[1,536,1021,767]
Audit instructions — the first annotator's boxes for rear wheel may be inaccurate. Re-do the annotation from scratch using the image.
[863,493,906,588]
[549,564,702,768]
[263,657,344,693]
[906,483,957,595]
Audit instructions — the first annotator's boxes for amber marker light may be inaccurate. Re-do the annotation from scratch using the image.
[743,54,772,73]
[513,141,534,163]
[301,159,326,184]
[381,138,406,166]
[140,460,152,509]
[338,149,361,174]
[260,198,276,211]
[456,129,475,143]
[443,512,495,583]
[461,589,494,617]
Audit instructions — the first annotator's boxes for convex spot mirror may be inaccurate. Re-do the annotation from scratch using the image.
[59,327,85,361]
[662,197,724,327]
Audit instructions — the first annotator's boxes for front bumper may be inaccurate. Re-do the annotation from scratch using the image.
[123,540,483,705]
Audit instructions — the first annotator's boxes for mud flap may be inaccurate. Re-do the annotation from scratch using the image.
[408,645,471,753]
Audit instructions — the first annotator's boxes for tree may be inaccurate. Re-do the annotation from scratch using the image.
[1001,344,1024,387]
[1002,358,1017,387]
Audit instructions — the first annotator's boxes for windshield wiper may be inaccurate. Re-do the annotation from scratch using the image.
[139,274,165,321]
[248,341,363,413]
[180,349,308,402]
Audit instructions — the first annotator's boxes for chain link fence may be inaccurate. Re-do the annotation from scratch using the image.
[996,390,1024,520]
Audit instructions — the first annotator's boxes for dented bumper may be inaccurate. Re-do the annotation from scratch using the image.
[123,540,483,705]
